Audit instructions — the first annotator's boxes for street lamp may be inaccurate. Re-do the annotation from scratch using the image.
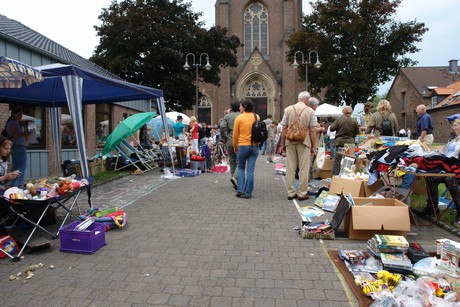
[292,50,322,92]
[183,53,212,117]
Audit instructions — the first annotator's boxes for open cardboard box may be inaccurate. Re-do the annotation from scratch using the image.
[329,176,383,197]
[344,197,413,240]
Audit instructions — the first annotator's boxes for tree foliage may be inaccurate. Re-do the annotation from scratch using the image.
[286,0,427,107]
[90,0,241,111]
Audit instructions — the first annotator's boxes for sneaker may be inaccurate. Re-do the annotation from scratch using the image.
[266,160,270,164]
[230,178,238,190]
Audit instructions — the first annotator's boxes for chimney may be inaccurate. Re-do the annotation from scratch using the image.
[448,59,458,74]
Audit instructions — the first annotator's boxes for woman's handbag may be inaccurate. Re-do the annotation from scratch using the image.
[315,133,326,169]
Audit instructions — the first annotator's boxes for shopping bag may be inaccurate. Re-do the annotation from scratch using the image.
[315,133,326,169]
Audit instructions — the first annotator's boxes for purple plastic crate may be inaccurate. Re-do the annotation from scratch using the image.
[59,221,106,254]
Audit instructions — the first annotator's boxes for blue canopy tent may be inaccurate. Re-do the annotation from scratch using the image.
[0,63,169,178]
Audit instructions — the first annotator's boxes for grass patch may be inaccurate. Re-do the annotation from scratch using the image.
[410,184,457,226]
[92,170,131,186]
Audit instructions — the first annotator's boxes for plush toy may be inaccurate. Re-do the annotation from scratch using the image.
[377,270,402,291]
[57,183,71,195]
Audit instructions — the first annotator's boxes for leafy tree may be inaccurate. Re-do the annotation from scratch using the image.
[286,0,427,107]
[91,0,240,111]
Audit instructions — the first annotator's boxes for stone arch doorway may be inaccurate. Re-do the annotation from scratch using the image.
[198,95,212,124]
[245,81,268,119]
[237,73,276,119]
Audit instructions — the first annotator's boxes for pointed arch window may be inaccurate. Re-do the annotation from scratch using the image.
[244,2,269,58]
[245,81,268,97]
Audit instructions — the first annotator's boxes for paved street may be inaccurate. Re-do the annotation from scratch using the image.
[0,157,458,306]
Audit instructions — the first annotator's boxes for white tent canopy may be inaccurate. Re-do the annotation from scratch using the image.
[315,103,343,117]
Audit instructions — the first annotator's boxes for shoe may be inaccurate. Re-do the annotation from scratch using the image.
[243,194,252,199]
[421,206,438,216]
[236,192,245,198]
[266,160,270,164]
[288,194,298,200]
[298,195,310,201]
[230,178,238,190]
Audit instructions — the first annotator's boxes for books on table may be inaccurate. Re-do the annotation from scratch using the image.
[380,252,412,271]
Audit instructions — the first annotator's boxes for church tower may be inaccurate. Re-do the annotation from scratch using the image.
[199,0,304,124]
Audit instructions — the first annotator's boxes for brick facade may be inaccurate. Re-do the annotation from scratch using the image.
[197,0,310,123]
[388,65,460,143]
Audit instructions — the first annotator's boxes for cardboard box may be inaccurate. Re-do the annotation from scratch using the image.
[371,186,411,206]
[314,169,332,179]
[344,197,411,240]
[322,158,333,171]
[329,176,383,197]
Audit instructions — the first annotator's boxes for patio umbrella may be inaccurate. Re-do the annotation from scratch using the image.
[102,112,156,155]
[147,116,175,141]
[157,111,190,125]
[0,56,43,88]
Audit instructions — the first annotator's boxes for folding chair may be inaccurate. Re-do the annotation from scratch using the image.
[113,141,151,173]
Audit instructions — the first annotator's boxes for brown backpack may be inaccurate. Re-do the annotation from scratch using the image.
[286,107,307,142]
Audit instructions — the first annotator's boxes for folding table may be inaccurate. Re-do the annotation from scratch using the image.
[0,181,92,261]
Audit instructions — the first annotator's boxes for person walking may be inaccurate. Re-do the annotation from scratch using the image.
[416,104,434,145]
[233,99,260,199]
[260,114,272,154]
[5,107,30,188]
[280,91,317,201]
[365,99,398,136]
[220,101,240,190]
[265,121,277,164]
[329,106,360,176]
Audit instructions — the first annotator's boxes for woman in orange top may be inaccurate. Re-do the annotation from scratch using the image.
[233,99,260,199]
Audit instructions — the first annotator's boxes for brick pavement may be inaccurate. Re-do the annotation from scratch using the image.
[0,157,458,306]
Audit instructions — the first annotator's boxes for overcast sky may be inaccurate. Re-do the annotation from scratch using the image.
[2,0,459,94]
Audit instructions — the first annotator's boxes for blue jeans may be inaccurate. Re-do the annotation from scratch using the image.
[261,141,267,154]
[329,139,335,157]
[237,145,259,196]
[10,144,27,187]
[400,173,416,189]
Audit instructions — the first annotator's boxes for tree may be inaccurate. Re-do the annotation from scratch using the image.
[286,0,427,107]
[90,0,240,111]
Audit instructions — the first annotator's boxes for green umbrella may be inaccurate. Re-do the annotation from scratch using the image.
[102,112,156,155]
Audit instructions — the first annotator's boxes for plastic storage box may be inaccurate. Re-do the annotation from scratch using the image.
[60,221,106,254]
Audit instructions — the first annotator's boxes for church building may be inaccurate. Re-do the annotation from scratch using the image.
[199,0,309,124]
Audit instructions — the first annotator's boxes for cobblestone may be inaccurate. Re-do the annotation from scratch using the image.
[0,158,457,306]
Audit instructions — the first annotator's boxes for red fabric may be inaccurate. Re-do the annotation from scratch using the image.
[191,122,199,140]
[376,164,390,173]
[403,157,453,173]
[190,155,205,161]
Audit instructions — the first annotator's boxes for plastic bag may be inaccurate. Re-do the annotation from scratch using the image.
[315,133,326,169]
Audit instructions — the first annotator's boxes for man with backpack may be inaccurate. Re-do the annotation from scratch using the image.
[280,91,317,201]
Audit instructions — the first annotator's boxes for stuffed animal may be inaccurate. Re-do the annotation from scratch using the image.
[377,270,401,291]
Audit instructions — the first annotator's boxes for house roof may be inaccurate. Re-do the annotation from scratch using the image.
[0,14,120,80]
[435,81,460,108]
[433,88,455,95]
[400,66,460,95]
